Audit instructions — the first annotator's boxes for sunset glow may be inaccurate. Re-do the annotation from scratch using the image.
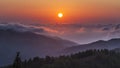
[0,0,119,24]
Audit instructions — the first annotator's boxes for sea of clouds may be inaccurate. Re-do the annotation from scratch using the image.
[0,23,120,44]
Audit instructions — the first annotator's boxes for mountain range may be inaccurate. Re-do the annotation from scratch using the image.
[1,28,120,66]
[63,38,120,54]
[0,29,77,66]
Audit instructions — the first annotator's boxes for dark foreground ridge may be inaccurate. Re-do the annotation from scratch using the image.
[2,49,120,68]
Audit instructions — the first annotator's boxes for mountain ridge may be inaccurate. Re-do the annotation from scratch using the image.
[63,38,120,54]
[0,28,77,66]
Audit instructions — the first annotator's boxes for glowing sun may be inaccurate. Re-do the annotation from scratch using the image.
[58,13,63,18]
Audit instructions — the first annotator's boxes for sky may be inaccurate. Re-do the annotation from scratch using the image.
[0,0,120,44]
[0,0,120,24]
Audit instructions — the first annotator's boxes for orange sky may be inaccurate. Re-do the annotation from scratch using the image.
[0,0,120,24]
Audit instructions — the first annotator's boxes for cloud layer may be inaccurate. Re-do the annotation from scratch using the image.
[0,23,120,44]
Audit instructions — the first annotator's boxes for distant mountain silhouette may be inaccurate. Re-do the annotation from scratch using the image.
[63,38,120,54]
[0,29,77,66]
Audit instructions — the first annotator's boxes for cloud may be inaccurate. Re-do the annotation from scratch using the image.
[0,23,120,44]
[115,24,120,30]
[0,23,60,35]
[0,23,44,33]
[47,24,120,44]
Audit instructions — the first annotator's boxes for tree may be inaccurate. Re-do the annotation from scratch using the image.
[13,52,22,68]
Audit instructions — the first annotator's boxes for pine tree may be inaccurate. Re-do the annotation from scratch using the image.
[13,52,22,68]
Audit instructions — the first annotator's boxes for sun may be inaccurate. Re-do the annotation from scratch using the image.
[58,13,63,18]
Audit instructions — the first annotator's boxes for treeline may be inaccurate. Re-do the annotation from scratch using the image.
[6,49,120,68]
